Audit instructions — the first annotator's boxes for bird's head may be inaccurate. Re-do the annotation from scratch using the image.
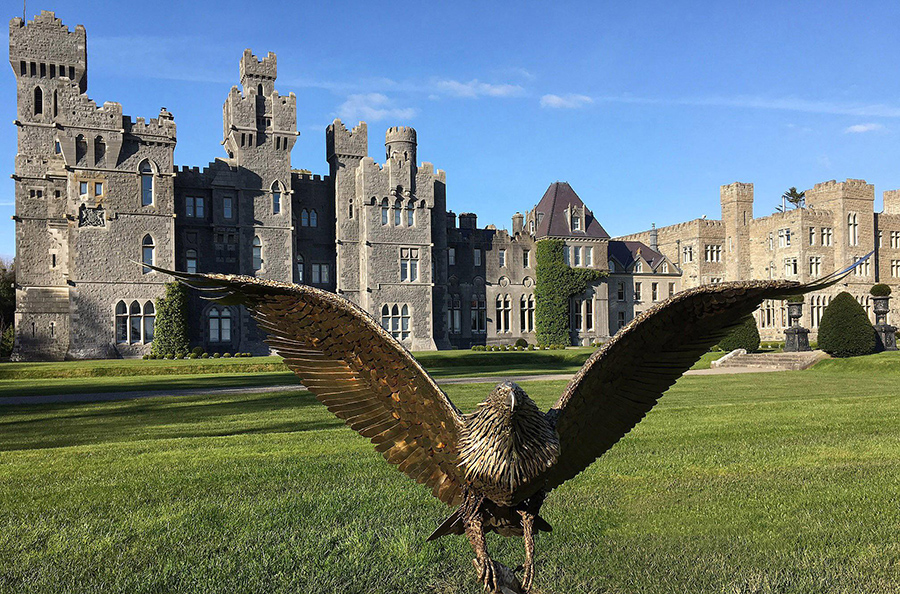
[479,381,535,420]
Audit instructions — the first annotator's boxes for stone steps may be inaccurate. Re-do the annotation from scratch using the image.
[712,350,828,371]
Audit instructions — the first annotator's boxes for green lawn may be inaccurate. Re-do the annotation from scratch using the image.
[1,361,899,593]
[0,348,726,398]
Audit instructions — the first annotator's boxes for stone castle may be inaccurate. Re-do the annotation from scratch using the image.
[9,11,898,360]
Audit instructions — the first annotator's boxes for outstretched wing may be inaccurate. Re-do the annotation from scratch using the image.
[538,260,867,493]
[152,267,467,506]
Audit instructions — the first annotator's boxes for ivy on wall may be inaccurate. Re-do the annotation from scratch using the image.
[534,239,606,346]
[151,282,190,356]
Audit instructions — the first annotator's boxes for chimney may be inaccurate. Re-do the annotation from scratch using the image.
[459,213,477,229]
[512,212,524,234]
[446,211,457,229]
[650,223,658,251]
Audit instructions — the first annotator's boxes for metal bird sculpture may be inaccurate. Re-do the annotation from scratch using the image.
[151,255,869,593]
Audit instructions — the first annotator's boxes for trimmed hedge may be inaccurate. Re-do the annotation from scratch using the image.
[534,239,605,346]
[718,314,760,352]
[818,291,876,358]
[870,284,892,297]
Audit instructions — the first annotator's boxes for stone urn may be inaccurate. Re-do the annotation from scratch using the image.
[784,301,810,352]
[872,295,897,351]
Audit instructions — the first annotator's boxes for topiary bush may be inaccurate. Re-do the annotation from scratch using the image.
[514,338,528,348]
[192,346,204,356]
[718,314,761,352]
[818,291,876,358]
[534,239,606,347]
[786,294,804,303]
[870,283,892,297]
[152,282,190,358]
[201,353,209,359]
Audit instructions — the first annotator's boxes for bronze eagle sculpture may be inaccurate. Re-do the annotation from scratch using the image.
[152,257,867,593]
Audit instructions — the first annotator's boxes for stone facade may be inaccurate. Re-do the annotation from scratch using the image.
[618,180,900,341]
[15,10,892,360]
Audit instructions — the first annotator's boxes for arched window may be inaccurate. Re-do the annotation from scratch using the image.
[301,208,309,226]
[143,301,155,342]
[271,182,282,214]
[208,307,233,343]
[115,301,128,344]
[848,213,859,246]
[406,200,415,227]
[33,86,43,115]
[530,220,535,234]
[141,234,154,273]
[140,160,154,206]
[257,83,264,96]
[381,198,389,226]
[401,305,410,340]
[381,304,411,341]
[252,236,262,271]
[129,301,142,344]
[310,210,318,227]
[53,90,58,117]
[296,254,304,283]
[186,249,197,273]
[394,199,402,226]
[94,136,106,166]
[75,134,87,164]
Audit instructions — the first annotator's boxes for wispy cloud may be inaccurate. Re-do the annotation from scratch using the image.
[337,93,416,123]
[434,79,525,98]
[844,123,884,133]
[540,94,594,109]
[595,93,900,118]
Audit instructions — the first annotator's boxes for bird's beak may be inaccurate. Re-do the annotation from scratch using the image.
[510,393,516,412]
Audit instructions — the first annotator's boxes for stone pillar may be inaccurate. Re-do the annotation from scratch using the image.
[872,296,897,351]
[784,302,810,352]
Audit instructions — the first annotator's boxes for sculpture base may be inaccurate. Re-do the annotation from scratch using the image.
[784,326,811,352]
[875,324,898,351]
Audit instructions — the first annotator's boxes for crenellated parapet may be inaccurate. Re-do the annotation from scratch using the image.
[327,119,368,160]
[9,10,87,93]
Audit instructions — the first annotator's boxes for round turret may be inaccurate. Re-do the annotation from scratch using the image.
[385,126,417,161]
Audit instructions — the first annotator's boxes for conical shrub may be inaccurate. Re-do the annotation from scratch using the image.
[817,291,876,358]
[718,314,760,352]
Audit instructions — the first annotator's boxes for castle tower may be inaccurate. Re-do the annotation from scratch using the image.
[720,182,754,281]
[328,119,368,303]
[220,49,297,284]
[9,11,177,360]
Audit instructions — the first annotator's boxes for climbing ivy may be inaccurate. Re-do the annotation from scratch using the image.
[534,239,606,346]
[151,282,190,356]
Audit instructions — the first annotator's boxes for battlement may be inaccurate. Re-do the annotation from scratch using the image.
[127,111,177,138]
[293,172,331,183]
[385,126,417,145]
[240,49,276,82]
[720,181,754,202]
[10,11,87,92]
[327,119,368,160]
[884,190,900,215]
[806,178,874,208]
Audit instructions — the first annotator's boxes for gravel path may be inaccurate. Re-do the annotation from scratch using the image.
[0,367,784,406]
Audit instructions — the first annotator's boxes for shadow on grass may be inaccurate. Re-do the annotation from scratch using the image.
[0,391,344,452]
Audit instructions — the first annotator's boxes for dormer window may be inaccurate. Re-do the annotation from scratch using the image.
[634,261,643,273]
[572,214,581,231]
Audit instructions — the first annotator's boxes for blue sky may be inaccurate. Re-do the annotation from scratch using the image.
[3,0,900,259]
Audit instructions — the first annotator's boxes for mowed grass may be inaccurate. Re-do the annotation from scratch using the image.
[0,349,726,399]
[2,366,900,593]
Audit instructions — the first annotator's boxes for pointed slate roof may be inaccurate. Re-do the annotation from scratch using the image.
[533,182,610,239]
[607,240,667,270]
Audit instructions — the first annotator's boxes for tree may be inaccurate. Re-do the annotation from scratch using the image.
[817,291,876,358]
[151,282,190,356]
[534,240,605,346]
[0,257,15,334]
[782,187,805,210]
[718,314,760,352]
